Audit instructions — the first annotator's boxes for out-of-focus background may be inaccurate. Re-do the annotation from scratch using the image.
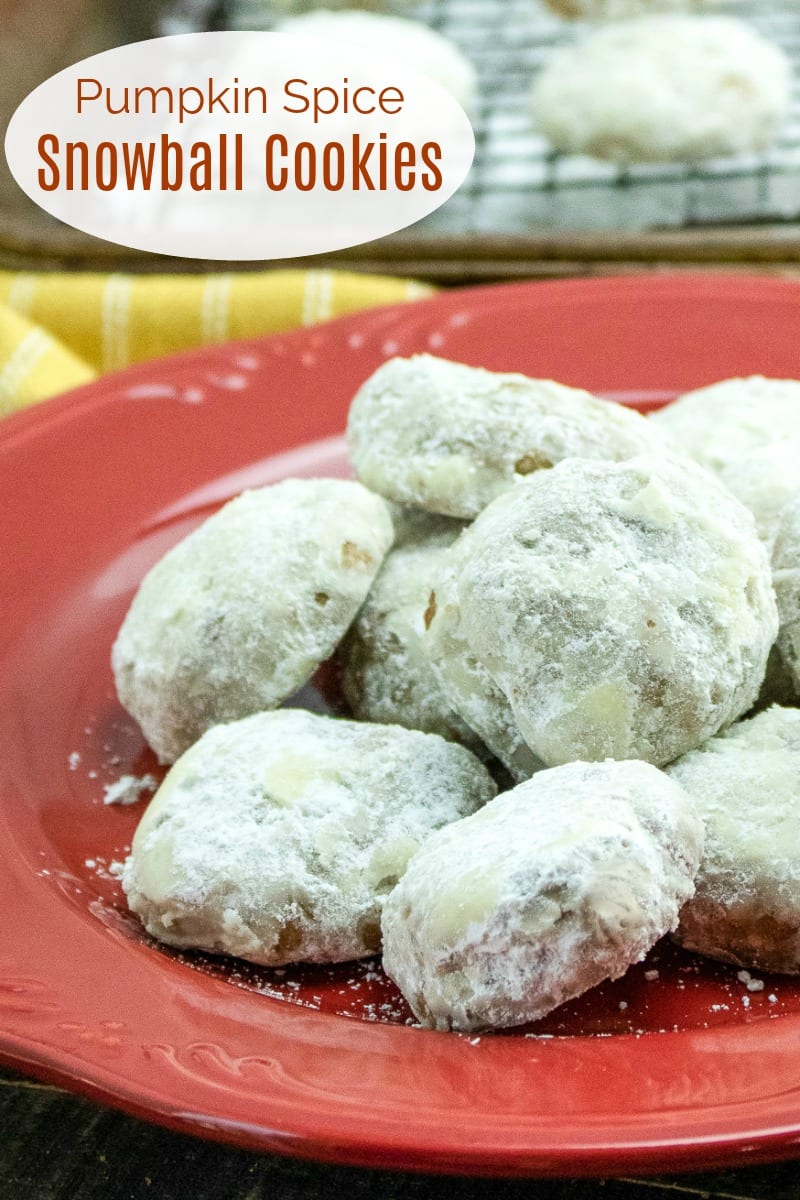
[3,0,800,282]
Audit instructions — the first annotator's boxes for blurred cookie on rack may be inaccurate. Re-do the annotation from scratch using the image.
[531,15,791,163]
[275,9,477,112]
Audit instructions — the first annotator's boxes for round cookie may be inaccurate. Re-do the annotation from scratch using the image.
[112,479,393,764]
[382,760,703,1031]
[652,377,800,545]
[433,454,776,767]
[773,491,800,699]
[531,16,791,163]
[341,511,481,748]
[276,10,476,112]
[669,707,800,973]
[756,645,799,711]
[123,709,496,966]
[425,529,543,782]
[347,354,665,519]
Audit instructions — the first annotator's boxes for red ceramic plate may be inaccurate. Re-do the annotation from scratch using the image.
[4,274,800,1178]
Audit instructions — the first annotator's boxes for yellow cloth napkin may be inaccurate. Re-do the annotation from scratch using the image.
[0,269,434,417]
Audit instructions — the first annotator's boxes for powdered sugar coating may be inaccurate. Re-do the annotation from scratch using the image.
[773,491,800,698]
[426,530,543,782]
[531,17,790,163]
[669,707,800,973]
[341,511,481,748]
[346,354,665,519]
[652,378,800,544]
[449,455,776,767]
[382,760,702,1031]
[112,479,393,764]
[276,11,477,113]
[123,709,496,966]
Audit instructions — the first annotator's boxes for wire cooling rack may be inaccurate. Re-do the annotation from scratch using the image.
[162,0,800,234]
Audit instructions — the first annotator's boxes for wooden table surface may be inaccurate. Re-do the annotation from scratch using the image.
[2,1063,799,1200]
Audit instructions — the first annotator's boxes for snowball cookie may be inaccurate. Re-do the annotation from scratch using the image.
[773,491,800,699]
[340,511,481,748]
[531,17,791,163]
[112,479,393,764]
[123,709,496,966]
[440,455,777,767]
[382,760,702,1031]
[669,707,800,973]
[652,378,800,545]
[347,354,665,519]
[275,11,476,113]
[756,645,799,711]
[426,530,543,782]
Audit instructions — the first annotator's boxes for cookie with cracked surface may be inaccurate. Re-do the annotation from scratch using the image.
[670,706,800,973]
[442,454,776,767]
[382,760,702,1031]
[425,528,544,782]
[123,709,496,966]
[346,354,665,519]
[112,479,393,763]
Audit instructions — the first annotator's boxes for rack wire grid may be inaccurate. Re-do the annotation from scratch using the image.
[163,0,800,233]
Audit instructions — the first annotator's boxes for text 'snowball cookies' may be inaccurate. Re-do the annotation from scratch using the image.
[276,11,477,113]
[531,17,791,163]
[443,455,777,767]
[668,707,800,973]
[341,511,481,748]
[382,760,702,1031]
[112,479,393,764]
[347,354,665,519]
[652,377,800,545]
[773,491,800,698]
[123,709,496,966]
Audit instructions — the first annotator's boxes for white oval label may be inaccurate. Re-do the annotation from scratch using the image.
[4,32,474,260]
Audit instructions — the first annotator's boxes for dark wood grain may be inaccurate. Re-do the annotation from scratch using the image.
[1,1065,798,1200]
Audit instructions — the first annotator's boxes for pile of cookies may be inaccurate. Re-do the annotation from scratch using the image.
[114,355,800,1033]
